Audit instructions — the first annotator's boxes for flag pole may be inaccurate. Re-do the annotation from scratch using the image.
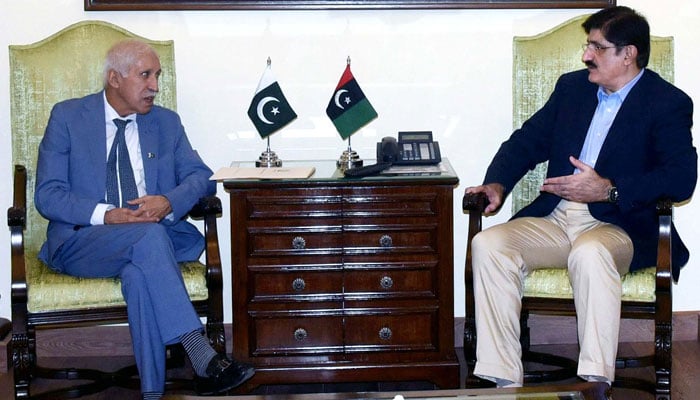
[256,134,282,167]
[255,57,283,168]
[335,55,364,171]
[336,134,363,171]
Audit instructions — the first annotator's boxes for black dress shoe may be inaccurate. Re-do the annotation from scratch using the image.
[194,354,255,395]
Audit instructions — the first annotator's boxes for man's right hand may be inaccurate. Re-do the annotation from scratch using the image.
[104,207,160,224]
[465,183,505,214]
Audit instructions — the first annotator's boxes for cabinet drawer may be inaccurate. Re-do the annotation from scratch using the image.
[343,225,437,254]
[246,189,343,220]
[343,190,438,218]
[251,270,343,301]
[248,228,343,256]
[343,269,435,298]
[344,312,436,351]
[252,315,344,356]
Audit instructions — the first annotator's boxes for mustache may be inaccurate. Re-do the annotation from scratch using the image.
[585,60,597,69]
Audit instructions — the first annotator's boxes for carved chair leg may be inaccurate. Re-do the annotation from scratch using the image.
[206,318,225,354]
[11,331,33,399]
[654,321,672,400]
[519,311,531,354]
[463,316,477,365]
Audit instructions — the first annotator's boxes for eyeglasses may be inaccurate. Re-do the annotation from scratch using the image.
[581,42,620,54]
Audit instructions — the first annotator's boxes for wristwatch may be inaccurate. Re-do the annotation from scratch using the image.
[607,185,619,203]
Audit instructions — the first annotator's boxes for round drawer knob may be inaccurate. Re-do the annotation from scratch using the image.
[379,234,393,248]
[292,278,306,292]
[292,236,306,250]
[379,327,392,341]
[380,276,393,289]
[294,328,308,341]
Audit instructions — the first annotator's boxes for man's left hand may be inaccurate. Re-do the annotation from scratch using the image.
[540,156,612,203]
[128,195,173,221]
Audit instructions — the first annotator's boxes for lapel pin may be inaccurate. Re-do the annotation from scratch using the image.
[147,152,156,159]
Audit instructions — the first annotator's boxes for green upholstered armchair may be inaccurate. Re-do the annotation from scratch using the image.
[8,21,225,399]
[463,15,675,399]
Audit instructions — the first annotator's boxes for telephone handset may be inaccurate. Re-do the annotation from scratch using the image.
[377,136,400,163]
[343,131,441,178]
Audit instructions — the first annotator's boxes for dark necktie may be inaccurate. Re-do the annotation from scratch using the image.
[106,119,139,209]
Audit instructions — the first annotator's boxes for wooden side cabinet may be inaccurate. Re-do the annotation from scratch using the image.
[224,160,460,390]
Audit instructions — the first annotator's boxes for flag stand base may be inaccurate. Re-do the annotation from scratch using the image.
[336,148,363,171]
[256,149,282,168]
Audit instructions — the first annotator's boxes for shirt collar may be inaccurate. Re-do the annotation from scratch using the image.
[597,68,645,102]
[103,91,137,123]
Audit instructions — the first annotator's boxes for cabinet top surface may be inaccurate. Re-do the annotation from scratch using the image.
[222,158,459,189]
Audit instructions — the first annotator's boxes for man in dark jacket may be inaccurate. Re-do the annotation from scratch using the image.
[466,6,696,388]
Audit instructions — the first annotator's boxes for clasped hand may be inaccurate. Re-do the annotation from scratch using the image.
[104,195,172,224]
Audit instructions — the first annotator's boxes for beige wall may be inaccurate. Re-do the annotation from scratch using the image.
[1,0,698,322]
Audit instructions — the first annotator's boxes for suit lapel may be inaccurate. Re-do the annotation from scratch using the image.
[80,93,109,194]
[597,72,650,165]
[567,79,599,162]
[574,94,599,155]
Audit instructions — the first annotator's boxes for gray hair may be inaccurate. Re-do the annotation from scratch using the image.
[103,39,159,87]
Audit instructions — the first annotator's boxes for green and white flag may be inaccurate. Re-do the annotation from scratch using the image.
[247,64,297,138]
[326,64,378,140]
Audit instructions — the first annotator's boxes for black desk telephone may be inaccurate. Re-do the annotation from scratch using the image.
[379,131,442,165]
[344,131,441,178]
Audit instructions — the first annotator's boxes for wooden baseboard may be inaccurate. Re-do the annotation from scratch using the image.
[0,312,697,371]
[0,321,10,372]
[454,311,700,346]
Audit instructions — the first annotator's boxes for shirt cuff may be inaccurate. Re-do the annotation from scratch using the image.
[91,203,115,225]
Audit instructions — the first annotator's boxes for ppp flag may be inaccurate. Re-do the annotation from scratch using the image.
[326,64,378,140]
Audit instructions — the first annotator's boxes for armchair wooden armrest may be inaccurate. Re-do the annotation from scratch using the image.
[462,191,487,365]
[8,165,28,363]
[187,194,225,352]
[188,195,222,219]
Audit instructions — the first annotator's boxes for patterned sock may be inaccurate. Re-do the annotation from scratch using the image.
[180,330,218,377]
[142,392,163,400]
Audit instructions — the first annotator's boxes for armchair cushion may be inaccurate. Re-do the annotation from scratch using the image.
[524,266,656,302]
[27,255,208,313]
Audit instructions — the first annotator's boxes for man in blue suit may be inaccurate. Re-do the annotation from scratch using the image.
[466,6,696,388]
[34,39,254,399]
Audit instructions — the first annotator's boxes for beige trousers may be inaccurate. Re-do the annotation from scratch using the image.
[471,200,633,385]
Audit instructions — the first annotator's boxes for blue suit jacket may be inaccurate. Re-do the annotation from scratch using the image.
[35,91,217,263]
[484,69,696,280]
